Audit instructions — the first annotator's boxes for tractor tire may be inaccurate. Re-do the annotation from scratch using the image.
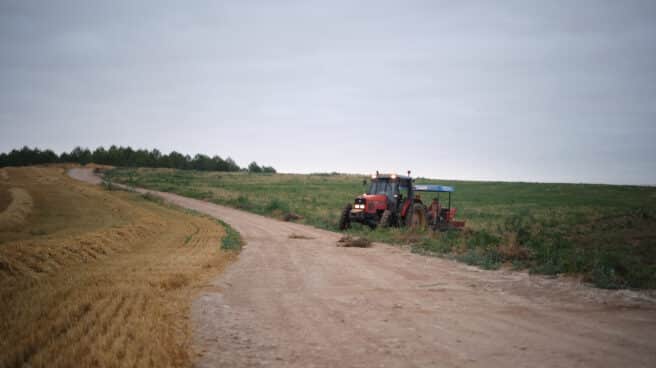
[338,204,352,230]
[379,210,393,228]
[408,203,427,231]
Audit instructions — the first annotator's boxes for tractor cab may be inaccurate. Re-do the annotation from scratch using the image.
[364,173,413,208]
[343,171,423,229]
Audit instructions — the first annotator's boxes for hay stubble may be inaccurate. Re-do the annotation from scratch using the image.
[0,167,236,368]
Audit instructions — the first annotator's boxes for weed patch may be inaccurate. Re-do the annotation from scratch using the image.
[218,219,242,251]
[265,198,290,213]
[141,192,163,204]
[228,195,252,210]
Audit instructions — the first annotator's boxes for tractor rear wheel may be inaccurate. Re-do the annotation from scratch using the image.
[408,203,427,231]
[338,204,352,230]
[380,209,393,228]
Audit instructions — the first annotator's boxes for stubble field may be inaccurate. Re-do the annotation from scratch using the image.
[0,166,237,368]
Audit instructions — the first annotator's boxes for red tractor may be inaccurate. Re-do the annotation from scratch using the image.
[338,171,465,231]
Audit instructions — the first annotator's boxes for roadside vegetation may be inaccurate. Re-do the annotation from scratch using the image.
[217,219,243,251]
[106,168,656,289]
[0,166,238,368]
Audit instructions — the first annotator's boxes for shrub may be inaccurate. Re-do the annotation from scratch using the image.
[231,195,252,210]
[265,198,290,214]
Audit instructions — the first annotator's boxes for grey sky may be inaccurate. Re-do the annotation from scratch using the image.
[1,1,655,185]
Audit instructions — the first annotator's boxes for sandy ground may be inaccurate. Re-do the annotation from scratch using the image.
[69,168,656,368]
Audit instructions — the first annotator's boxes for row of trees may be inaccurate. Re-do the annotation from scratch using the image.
[0,146,276,173]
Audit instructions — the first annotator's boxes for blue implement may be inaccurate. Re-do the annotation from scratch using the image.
[413,184,455,193]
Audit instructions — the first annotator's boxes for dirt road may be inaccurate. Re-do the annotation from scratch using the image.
[69,168,656,368]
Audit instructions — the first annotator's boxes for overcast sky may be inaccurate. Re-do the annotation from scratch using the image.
[1,1,655,185]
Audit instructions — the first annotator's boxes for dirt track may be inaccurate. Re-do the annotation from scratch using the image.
[69,168,656,368]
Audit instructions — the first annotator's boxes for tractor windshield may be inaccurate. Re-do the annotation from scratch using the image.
[367,180,398,198]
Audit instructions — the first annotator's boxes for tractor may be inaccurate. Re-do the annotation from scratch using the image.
[338,171,465,231]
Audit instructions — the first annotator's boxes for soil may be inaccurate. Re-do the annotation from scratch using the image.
[69,168,656,368]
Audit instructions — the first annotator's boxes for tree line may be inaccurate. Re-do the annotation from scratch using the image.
[0,146,276,173]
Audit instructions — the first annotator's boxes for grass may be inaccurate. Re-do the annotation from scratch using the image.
[217,219,243,251]
[105,168,656,289]
[0,166,237,368]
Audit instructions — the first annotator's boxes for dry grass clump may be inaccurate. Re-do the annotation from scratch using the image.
[160,273,191,290]
[0,167,236,368]
[0,187,33,230]
[337,235,372,248]
[289,233,314,240]
[283,212,302,222]
[498,232,530,260]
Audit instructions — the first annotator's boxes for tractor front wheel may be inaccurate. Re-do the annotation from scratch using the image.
[380,210,393,228]
[338,204,352,230]
[408,203,427,231]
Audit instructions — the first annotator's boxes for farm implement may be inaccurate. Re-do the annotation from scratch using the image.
[339,171,465,231]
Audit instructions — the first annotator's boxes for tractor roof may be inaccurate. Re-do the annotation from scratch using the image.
[413,184,455,193]
[372,173,411,180]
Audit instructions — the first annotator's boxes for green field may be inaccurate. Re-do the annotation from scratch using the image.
[105,168,656,289]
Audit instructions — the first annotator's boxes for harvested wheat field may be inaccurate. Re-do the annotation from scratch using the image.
[0,166,236,368]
